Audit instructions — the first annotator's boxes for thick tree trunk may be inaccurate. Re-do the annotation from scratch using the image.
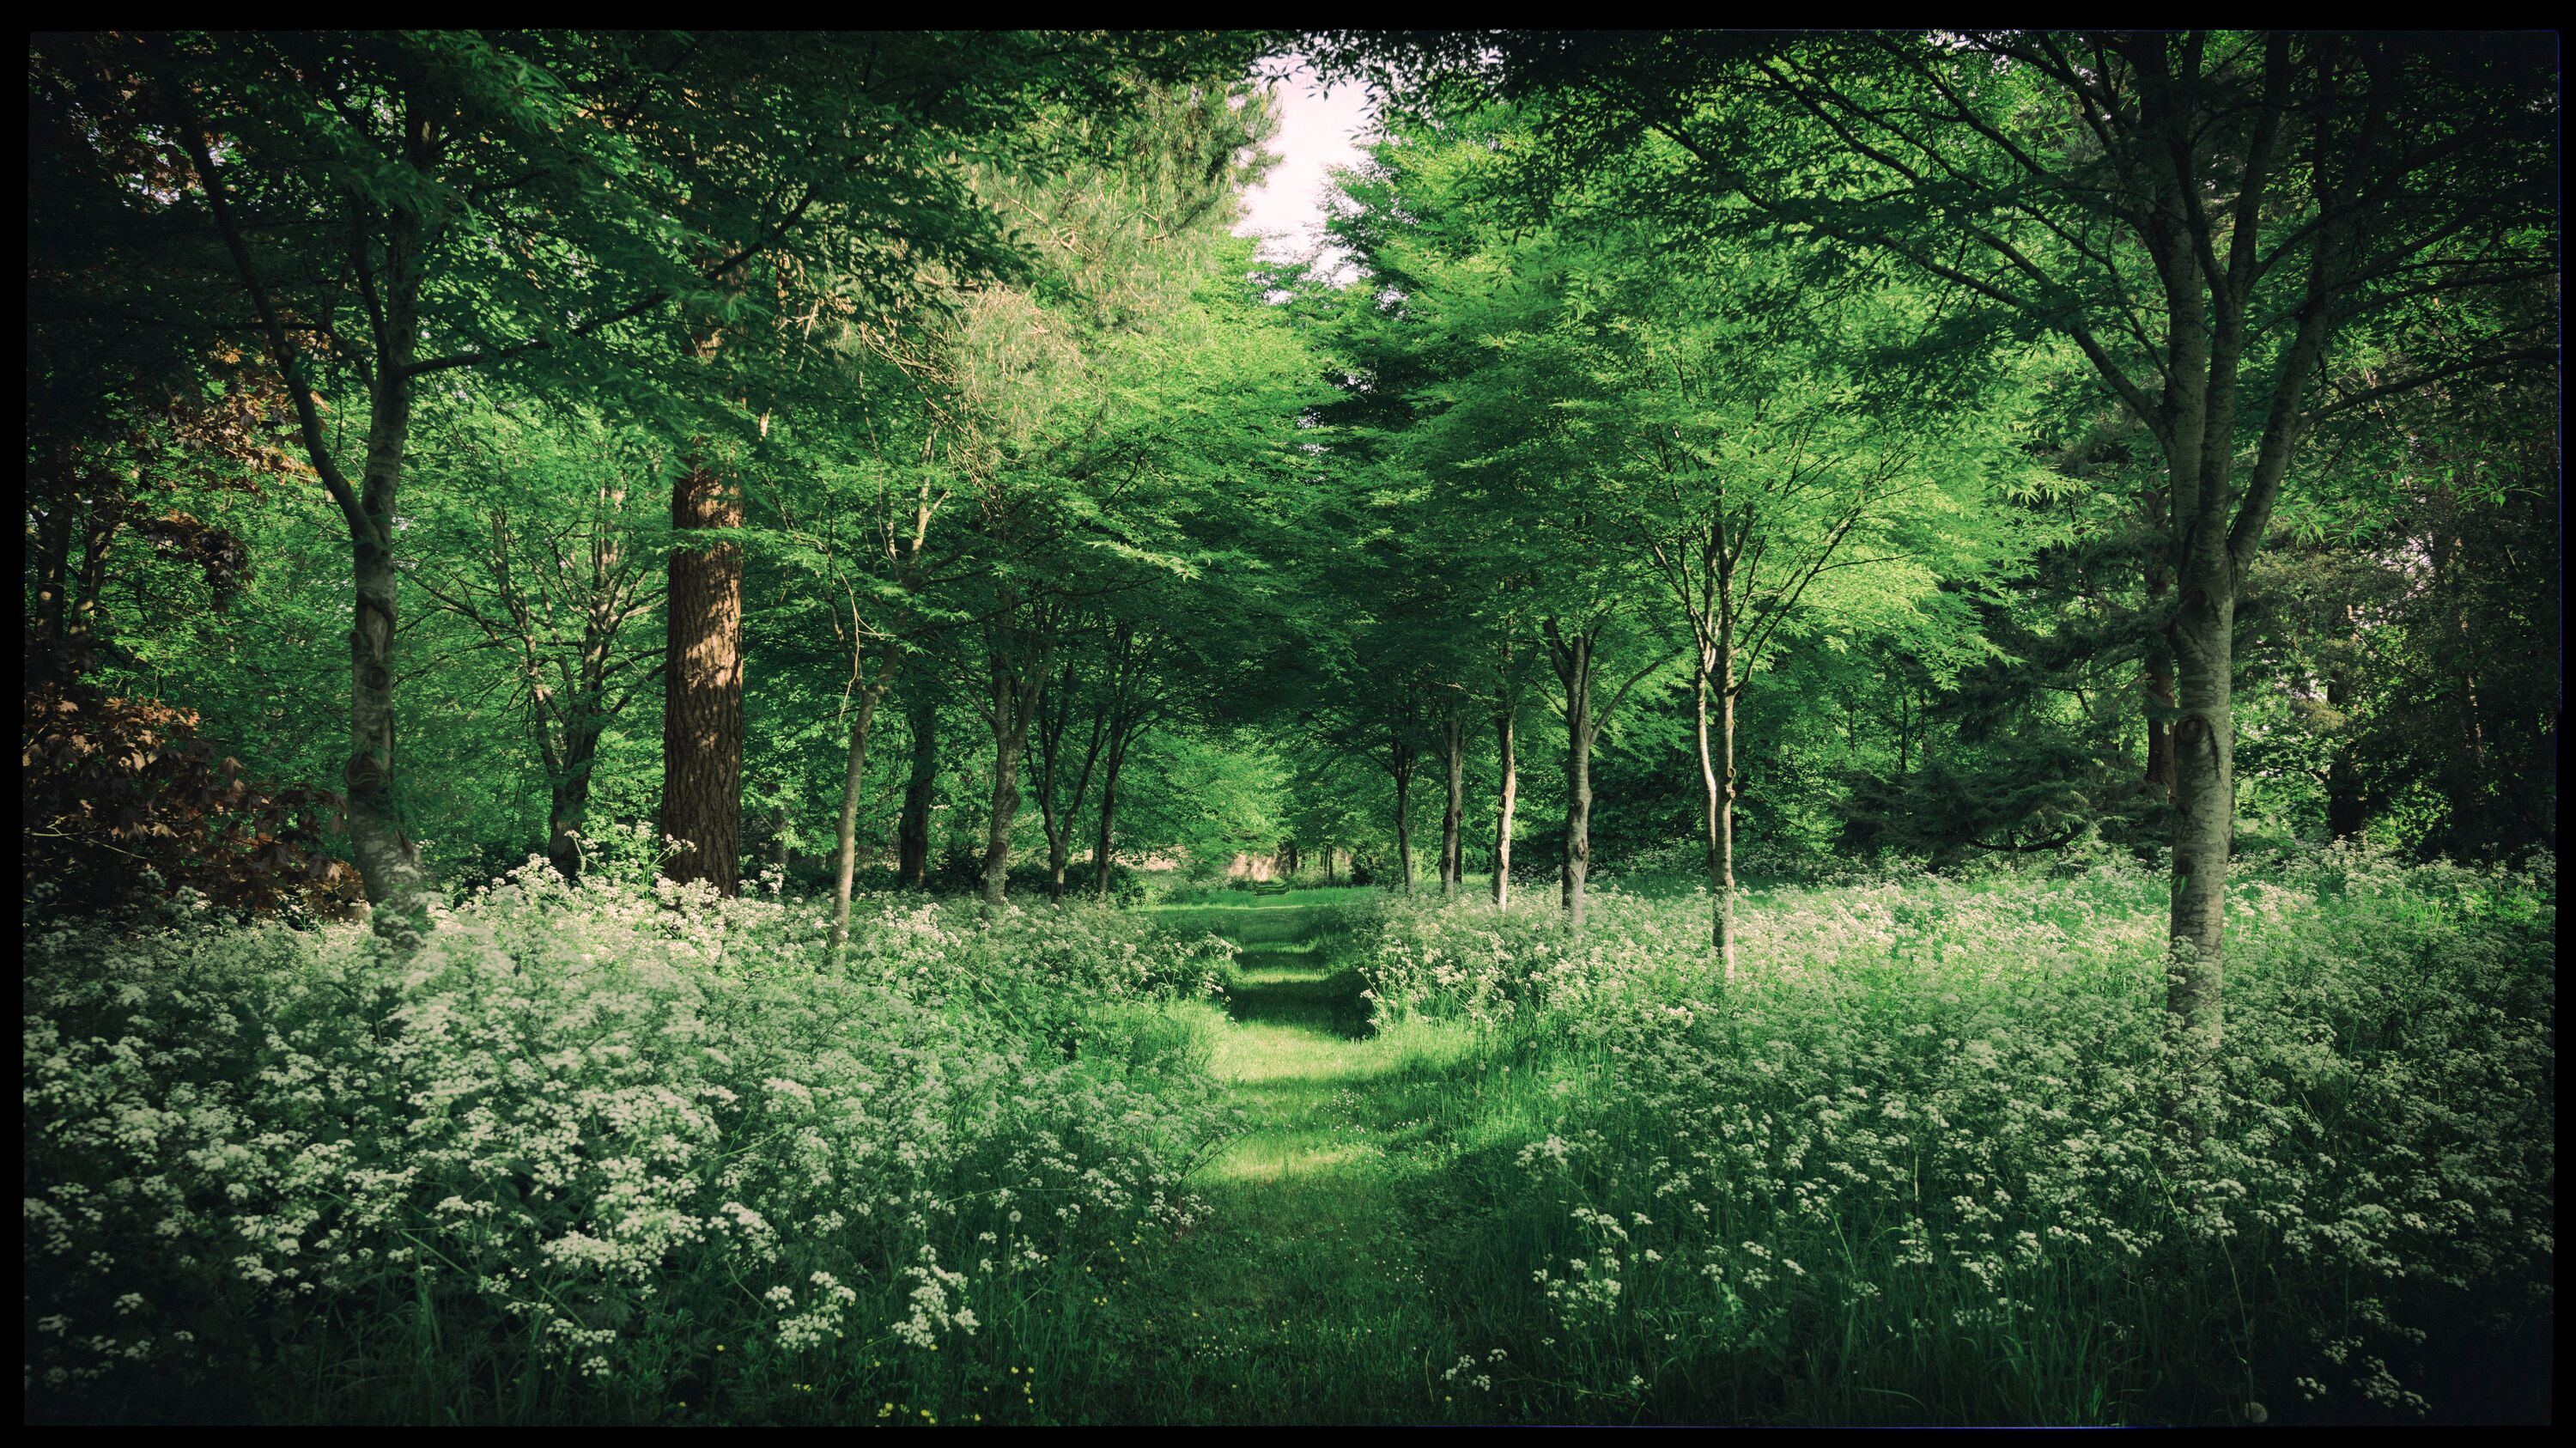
[345,386,433,942]
[2166,545,2235,1055]
[1492,708,1517,912]
[975,613,1052,908]
[980,729,1024,907]
[659,458,744,895]
[545,730,601,881]
[896,683,939,888]
[1438,709,1465,896]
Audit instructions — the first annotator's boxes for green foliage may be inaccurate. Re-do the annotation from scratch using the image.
[18,27,2560,1428]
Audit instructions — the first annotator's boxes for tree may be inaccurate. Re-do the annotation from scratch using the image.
[1322,27,2559,1048]
[410,406,666,879]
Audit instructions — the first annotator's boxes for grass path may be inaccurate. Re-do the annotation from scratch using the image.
[1071,894,1505,1423]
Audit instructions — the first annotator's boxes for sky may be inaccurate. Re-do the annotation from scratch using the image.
[1231,58,1376,272]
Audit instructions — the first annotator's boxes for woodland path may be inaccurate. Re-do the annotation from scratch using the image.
[1069,893,1494,1423]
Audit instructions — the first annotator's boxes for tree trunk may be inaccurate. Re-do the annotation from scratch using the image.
[1695,645,1738,980]
[1091,728,1130,903]
[185,114,432,942]
[2323,603,2365,842]
[1492,708,1517,912]
[1550,630,1596,935]
[2166,545,2235,1055]
[545,729,602,881]
[2323,681,2365,842]
[1035,659,1106,906]
[897,680,939,887]
[829,668,892,958]
[33,499,75,643]
[1390,734,1416,893]
[659,457,744,895]
[343,371,433,941]
[980,722,1024,908]
[1438,708,1465,896]
[60,502,125,673]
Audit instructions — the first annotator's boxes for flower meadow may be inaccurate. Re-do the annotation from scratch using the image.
[1353,849,2556,1424]
[20,844,2555,1425]
[23,846,1239,1425]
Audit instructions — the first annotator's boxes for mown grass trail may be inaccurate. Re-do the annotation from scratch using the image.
[1069,893,1500,1424]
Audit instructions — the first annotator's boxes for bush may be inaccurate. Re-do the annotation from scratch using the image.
[1351,847,2556,1423]
[22,855,1235,1424]
[920,850,1150,904]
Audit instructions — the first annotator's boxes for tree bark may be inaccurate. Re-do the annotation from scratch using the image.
[1492,707,1517,912]
[1091,726,1132,902]
[64,504,122,669]
[1389,731,1417,893]
[975,603,1057,908]
[979,717,1026,908]
[1035,648,1107,904]
[33,499,75,643]
[828,645,895,958]
[659,457,744,895]
[897,679,939,888]
[2323,603,2365,842]
[1694,640,1739,981]
[545,727,602,880]
[1437,707,1465,896]
[181,110,436,942]
[2323,678,2365,842]
[1550,630,1596,934]
[2165,541,2236,1056]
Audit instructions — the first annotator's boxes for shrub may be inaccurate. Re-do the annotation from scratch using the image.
[22,855,1234,1424]
[1354,847,2555,1423]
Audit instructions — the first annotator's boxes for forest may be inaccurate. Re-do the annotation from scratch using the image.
[21,29,2558,1427]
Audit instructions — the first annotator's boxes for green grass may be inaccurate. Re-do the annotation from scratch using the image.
[1077,895,1490,1421]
